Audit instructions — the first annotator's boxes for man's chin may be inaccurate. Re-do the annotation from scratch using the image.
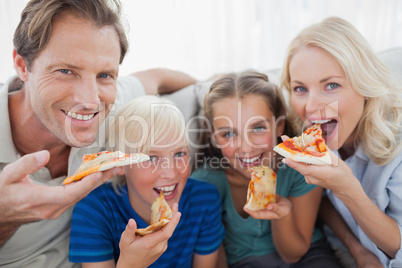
[62,134,98,148]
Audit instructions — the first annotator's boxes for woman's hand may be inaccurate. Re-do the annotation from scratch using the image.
[282,151,359,198]
[243,195,291,220]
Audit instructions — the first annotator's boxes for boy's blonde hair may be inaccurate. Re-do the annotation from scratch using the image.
[108,95,188,188]
[280,17,402,165]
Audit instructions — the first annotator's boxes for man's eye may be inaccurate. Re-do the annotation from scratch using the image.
[98,74,111,79]
[58,69,71,74]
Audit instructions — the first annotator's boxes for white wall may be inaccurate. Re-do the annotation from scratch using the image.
[1,0,401,83]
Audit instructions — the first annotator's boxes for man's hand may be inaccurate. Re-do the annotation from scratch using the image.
[117,203,181,268]
[0,150,122,245]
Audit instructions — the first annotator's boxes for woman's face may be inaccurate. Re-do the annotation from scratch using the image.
[212,94,283,179]
[288,46,365,150]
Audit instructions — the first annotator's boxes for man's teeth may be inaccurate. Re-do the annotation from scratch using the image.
[241,156,260,163]
[67,111,95,121]
[155,185,176,196]
[311,119,331,124]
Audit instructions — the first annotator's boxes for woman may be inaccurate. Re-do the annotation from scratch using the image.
[280,17,402,267]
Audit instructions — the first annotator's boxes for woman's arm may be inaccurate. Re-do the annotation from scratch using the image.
[319,197,382,267]
[284,153,401,258]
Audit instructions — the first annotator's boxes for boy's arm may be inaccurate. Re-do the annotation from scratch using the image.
[192,250,220,268]
[132,68,197,95]
[319,196,382,267]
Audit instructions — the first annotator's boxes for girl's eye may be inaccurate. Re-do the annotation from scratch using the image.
[326,83,339,90]
[224,131,236,138]
[293,86,307,93]
[253,126,266,132]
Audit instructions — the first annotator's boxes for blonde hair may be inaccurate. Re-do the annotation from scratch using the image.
[108,95,188,189]
[280,17,402,165]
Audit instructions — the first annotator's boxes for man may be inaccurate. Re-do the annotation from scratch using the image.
[0,0,195,267]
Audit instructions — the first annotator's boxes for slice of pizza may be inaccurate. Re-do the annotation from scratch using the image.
[273,124,331,165]
[63,151,149,185]
[136,192,173,236]
[244,165,277,210]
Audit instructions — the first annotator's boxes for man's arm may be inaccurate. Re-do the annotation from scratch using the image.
[132,68,197,95]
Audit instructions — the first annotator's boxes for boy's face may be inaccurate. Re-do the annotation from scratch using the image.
[124,136,190,223]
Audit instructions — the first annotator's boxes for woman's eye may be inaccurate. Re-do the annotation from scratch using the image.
[149,156,157,162]
[293,86,307,93]
[326,83,339,90]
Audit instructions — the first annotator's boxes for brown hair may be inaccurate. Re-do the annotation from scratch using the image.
[13,0,128,71]
[199,70,296,165]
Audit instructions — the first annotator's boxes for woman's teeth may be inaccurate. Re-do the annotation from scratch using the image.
[311,119,331,124]
[66,111,95,121]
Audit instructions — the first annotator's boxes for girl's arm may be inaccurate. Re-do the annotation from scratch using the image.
[272,187,322,262]
[284,154,401,258]
[245,187,322,262]
[319,197,382,267]
[83,260,115,268]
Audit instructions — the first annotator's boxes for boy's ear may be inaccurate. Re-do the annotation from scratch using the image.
[276,118,285,137]
[13,49,29,82]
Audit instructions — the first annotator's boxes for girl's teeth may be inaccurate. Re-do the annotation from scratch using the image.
[241,156,260,163]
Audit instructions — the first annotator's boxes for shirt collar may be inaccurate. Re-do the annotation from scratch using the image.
[0,76,22,164]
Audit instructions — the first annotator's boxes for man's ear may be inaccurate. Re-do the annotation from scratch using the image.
[13,49,29,82]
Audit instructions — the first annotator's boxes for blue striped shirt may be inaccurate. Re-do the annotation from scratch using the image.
[69,178,225,267]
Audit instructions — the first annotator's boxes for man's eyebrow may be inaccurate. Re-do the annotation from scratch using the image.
[46,63,83,71]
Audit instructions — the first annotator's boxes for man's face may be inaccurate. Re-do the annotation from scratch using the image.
[25,12,121,147]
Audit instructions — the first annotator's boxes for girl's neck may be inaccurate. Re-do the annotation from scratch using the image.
[224,167,251,219]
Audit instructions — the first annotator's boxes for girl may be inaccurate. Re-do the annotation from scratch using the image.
[191,71,341,267]
[280,17,402,267]
[69,95,225,268]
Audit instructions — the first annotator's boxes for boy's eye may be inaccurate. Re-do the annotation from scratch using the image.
[174,151,186,157]
[253,126,266,132]
[326,83,339,90]
[149,156,157,162]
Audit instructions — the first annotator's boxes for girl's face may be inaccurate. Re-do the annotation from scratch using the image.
[124,132,190,223]
[212,94,283,179]
[289,46,365,150]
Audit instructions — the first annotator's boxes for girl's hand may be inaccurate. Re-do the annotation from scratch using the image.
[243,195,291,220]
[282,151,359,197]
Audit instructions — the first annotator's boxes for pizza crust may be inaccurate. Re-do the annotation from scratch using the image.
[135,219,170,236]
